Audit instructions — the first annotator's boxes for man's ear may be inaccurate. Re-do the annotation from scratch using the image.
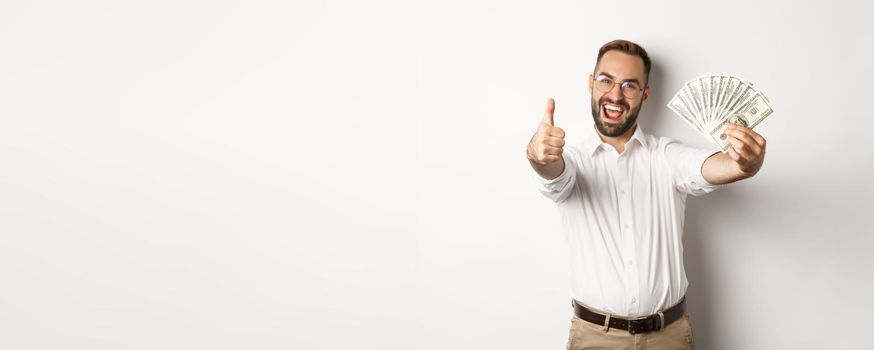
[642,85,651,103]
[588,74,594,93]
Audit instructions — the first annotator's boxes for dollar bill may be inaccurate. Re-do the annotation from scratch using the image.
[706,90,774,152]
[699,74,712,125]
[669,92,720,148]
[680,79,721,146]
[666,73,774,152]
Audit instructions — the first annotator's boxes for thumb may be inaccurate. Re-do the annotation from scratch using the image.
[542,98,555,126]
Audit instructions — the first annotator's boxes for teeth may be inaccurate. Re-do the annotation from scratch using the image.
[604,104,623,112]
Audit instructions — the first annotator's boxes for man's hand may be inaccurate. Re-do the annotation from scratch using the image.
[527,98,566,180]
[724,123,766,176]
[702,123,767,185]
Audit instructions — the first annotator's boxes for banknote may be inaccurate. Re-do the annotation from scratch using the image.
[707,90,774,152]
[666,73,774,153]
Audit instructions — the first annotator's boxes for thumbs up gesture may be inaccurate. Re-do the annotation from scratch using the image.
[527,98,566,166]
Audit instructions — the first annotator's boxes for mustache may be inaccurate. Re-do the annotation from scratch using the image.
[598,96,630,110]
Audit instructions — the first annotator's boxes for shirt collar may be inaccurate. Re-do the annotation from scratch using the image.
[584,124,648,157]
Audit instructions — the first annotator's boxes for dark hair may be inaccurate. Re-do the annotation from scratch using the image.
[596,39,652,83]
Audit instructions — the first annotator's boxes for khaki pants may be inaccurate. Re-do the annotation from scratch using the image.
[566,313,696,350]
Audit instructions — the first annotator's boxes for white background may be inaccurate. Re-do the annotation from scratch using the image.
[1,0,872,349]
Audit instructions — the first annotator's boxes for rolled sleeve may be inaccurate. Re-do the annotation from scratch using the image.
[533,152,576,203]
[663,140,721,196]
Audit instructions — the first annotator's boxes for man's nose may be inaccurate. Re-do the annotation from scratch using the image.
[605,83,624,100]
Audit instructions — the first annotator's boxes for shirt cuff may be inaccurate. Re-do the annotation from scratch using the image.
[690,149,722,191]
[535,153,574,192]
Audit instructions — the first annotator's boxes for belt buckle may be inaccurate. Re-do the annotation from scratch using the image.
[627,316,647,335]
[628,315,657,335]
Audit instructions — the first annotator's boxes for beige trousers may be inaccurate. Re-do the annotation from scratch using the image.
[566,313,696,350]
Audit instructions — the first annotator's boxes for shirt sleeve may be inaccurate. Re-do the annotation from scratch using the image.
[532,151,577,203]
[663,139,721,196]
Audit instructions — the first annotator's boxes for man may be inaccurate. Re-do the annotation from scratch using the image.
[526,39,766,349]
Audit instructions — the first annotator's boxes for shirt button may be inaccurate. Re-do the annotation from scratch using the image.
[620,189,626,195]
[631,298,637,303]
[624,224,630,229]
[627,260,633,266]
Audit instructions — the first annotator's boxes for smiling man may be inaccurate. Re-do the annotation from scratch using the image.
[526,39,766,349]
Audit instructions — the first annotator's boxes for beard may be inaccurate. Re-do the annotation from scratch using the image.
[590,94,643,137]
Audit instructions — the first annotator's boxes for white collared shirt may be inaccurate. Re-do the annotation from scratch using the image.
[535,125,720,317]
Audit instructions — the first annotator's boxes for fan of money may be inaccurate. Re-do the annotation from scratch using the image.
[667,73,774,152]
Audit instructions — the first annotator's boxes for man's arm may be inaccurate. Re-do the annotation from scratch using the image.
[702,123,767,185]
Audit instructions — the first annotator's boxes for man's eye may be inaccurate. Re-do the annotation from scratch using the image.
[622,82,640,90]
[598,77,612,84]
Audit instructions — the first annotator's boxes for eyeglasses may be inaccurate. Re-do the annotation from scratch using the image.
[592,75,645,99]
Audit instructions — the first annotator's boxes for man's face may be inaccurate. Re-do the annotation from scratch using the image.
[589,50,650,137]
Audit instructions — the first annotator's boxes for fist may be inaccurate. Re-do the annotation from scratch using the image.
[723,123,767,176]
[527,98,566,165]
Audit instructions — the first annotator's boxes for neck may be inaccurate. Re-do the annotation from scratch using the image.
[596,123,637,154]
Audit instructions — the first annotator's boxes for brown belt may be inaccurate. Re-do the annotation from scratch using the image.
[572,298,686,334]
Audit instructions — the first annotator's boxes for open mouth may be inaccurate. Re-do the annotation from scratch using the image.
[601,103,626,123]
